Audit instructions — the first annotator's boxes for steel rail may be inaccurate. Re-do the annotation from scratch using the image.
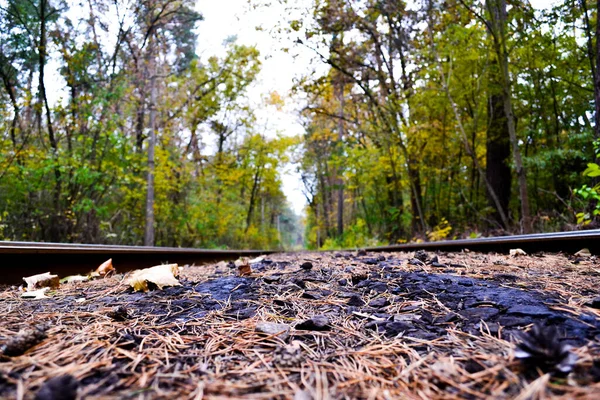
[365,229,600,254]
[1,229,599,285]
[0,241,275,285]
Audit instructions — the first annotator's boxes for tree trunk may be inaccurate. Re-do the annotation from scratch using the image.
[246,167,262,232]
[336,81,344,237]
[491,0,531,232]
[486,74,511,228]
[39,0,62,241]
[144,46,157,246]
[579,0,599,141]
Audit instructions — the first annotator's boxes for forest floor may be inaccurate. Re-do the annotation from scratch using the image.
[2,249,600,399]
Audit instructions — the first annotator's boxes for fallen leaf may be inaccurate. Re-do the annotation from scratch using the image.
[23,272,59,291]
[510,248,527,257]
[237,262,252,276]
[96,258,114,276]
[21,288,50,299]
[575,248,592,258]
[126,264,180,292]
[234,257,249,267]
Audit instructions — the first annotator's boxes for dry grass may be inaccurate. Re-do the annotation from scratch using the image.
[1,250,600,399]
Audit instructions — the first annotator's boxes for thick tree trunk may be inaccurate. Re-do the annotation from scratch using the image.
[491,0,531,232]
[486,85,511,228]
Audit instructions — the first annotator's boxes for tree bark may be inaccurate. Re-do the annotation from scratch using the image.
[144,44,157,246]
[486,70,511,228]
[490,0,531,232]
[336,80,344,237]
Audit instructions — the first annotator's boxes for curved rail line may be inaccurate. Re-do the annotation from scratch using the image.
[2,229,599,284]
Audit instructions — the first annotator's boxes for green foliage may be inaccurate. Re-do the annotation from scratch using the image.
[574,142,600,226]
[289,0,596,242]
[0,0,299,249]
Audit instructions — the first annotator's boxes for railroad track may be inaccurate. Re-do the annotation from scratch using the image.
[2,229,599,284]
[1,242,275,285]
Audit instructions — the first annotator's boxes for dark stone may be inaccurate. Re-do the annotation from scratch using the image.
[263,275,281,284]
[368,298,390,308]
[356,279,372,288]
[385,322,413,336]
[347,295,366,307]
[438,313,461,323]
[498,316,533,328]
[377,255,386,262]
[587,297,600,309]
[290,278,306,289]
[507,305,554,317]
[362,258,379,265]
[431,262,447,268]
[364,320,387,332]
[414,250,428,262]
[338,279,348,286]
[351,273,368,285]
[302,291,323,300]
[301,262,313,270]
[194,277,254,301]
[580,313,597,324]
[459,308,500,321]
[463,360,485,374]
[225,307,256,320]
[296,315,331,331]
[369,282,389,293]
[107,305,129,321]
[34,375,78,400]
[357,249,367,256]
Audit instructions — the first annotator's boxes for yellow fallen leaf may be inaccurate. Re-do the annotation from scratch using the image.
[96,258,114,276]
[23,272,59,291]
[575,248,592,258]
[126,264,180,292]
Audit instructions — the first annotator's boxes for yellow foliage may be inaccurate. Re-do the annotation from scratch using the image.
[427,218,452,242]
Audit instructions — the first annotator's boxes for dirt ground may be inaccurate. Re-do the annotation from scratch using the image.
[2,249,600,399]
